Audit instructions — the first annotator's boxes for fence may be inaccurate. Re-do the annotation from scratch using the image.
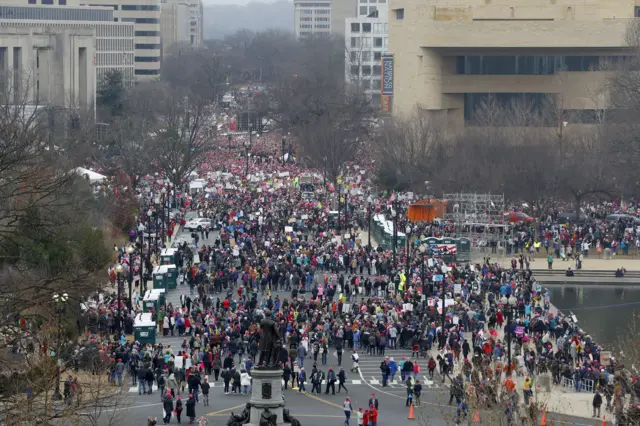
[561,376,595,393]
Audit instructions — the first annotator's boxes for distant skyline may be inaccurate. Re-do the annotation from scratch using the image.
[203,0,289,4]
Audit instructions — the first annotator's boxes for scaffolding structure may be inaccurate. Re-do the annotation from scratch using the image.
[443,193,507,248]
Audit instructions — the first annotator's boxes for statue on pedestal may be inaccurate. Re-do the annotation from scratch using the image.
[257,309,282,368]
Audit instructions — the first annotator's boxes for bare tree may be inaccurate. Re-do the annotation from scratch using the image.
[372,112,449,192]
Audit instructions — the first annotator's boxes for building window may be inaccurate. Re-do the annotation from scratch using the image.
[59,0,66,4]
[135,31,160,37]
[135,69,160,75]
[464,93,551,123]
[41,0,53,4]
[350,65,359,76]
[455,55,615,75]
[350,37,360,48]
[395,8,404,19]
[362,22,371,32]
[369,6,377,14]
[371,79,381,90]
[362,65,371,75]
[135,56,160,62]
[359,6,367,15]
[636,6,640,17]
[374,52,381,60]
[373,65,381,75]
[362,51,371,61]
[350,51,358,62]
[122,5,160,10]
[373,37,383,47]
[28,0,36,3]
[362,79,371,90]
[351,23,360,32]
[136,43,161,49]
[362,37,371,48]
[123,18,159,24]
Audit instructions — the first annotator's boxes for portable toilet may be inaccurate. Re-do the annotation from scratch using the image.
[134,313,156,345]
[161,248,177,265]
[152,266,166,289]
[143,291,160,312]
[149,288,166,308]
[165,264,178,289]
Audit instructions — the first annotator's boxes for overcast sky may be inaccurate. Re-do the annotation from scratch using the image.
[203,0,287,4]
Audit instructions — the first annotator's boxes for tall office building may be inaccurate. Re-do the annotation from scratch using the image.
[0,3,135,107]
[188,0,202,47]
[387,0,637,125]
[345,1,387,104]
[330,0,357,36]
[160,0,189,55]
[293,0,331,38]
[79,0,161,79]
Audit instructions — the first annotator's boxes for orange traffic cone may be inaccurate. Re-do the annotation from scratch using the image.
[473,410,480,423]
[407,403,415,420]
[602,415,606,426]
[541,409,547,426]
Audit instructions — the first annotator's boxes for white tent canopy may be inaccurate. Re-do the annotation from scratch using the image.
[74,167,106,184]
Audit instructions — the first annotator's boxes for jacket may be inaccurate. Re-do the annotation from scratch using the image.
[241,372,251,386]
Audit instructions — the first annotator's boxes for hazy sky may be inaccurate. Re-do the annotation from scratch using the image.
[203,0,288,4]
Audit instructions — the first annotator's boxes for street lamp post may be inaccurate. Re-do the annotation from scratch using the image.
[344,190,349,230]
[245,126,253,177]
[367,196,373,250]
[391,203,398,269]
[161,187,167,246]
[419,244,427,295]
[126,245,135,314]
[501,295,518,376]
[52,292,68,400]
[441,282,446,333]
[281,135,287,164]
[154,197,160,253]
[405,225,412,277]
[228,132,232,150]
[115,263,124,336]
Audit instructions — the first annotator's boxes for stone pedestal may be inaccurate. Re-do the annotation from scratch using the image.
[248,368,286,426]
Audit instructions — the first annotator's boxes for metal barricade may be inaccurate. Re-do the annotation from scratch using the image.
[562,377,575,389]
[582,379,595,393]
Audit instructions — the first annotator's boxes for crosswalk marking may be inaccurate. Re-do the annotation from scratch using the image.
[128,384,158,393]
[370,378,380,385]
[352,380,362,385]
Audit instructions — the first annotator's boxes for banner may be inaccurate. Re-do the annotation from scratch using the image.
[381,95,393,114]
[381,55,394,96]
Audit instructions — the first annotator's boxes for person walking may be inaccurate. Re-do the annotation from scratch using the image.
[338,367,349,394]
[175,396,183,424]
[186,394,196,424]
[201,376,210,406]
[593,390,603,418]
[326,367,337,395]
[343,397,353,426]
[162,391,173,425]
[298,367,306,392]
[413,380,422,407]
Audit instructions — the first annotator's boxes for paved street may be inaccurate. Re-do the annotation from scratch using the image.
[92,226,611,425]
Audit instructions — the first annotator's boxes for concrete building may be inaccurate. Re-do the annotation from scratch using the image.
[160,0,189,55]
[0,23,95,108]
[188,0,202,47]
[345,1,387,104]
[331,0,357,36]
[387,0,638,125]
[79,0,161,79]
[294,0,331,38]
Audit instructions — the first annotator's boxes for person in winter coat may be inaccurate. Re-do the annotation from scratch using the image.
[223,368,232,394]
[427,357,436,380]
[298,367,307,392]
[338,367,348,394]
[593,390,603,418]
[388,358,398,382]
[232,369,242,394]
[186,394,196,424]
[213,355,222,381]
[162,391,174,424]
[167,372,178,398]
[201,376,211,406]
[175,396,183,423]
[240,370,251,394]
[283,364,292,390]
